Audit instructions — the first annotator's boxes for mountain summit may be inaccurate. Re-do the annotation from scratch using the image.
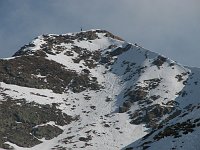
[0,29,200,150]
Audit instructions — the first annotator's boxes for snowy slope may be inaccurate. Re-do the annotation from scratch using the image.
[0,29,199,150]
[124,67,200,150]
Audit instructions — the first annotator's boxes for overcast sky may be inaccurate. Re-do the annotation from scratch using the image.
[0,0,200,67]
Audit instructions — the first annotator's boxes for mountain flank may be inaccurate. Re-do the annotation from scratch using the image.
[0,29,200,150]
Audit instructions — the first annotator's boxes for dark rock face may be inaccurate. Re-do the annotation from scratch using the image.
[13,43,36,57]
[79,135,92,142]
[175,72,188,82]
[75,31,99,41]
[120,86,150,114]
[71,46,101,69]
[0,56,73,93]
[129,104,175,128]
[0,56,100,93]
[99,44,132,68]
[33,125,63,140]
[69,74,100,93]
[153,120,196,140]
[131,103,200,150]
[125,89,148,103]
[0,97,74,148]
[143,78,162,90]
[152,55,167,68]
[119,78,162,113]
[110,44,132,56]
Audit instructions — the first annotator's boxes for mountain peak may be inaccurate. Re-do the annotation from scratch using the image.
[0,29,200,150]
[13,29,124,57]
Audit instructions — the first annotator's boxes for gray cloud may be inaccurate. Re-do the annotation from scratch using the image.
[0,0,200,67]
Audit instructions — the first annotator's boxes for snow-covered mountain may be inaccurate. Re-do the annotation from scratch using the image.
[0,29,200,150]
